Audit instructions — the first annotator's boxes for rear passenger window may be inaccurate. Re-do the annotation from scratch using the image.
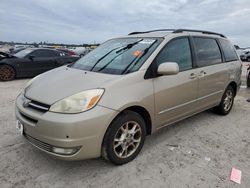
[219,39,238,62]
[193,37,222,67]
[156,38,192,71]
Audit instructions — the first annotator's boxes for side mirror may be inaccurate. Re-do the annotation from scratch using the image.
[29,55,35,60]
[157,62,179,75]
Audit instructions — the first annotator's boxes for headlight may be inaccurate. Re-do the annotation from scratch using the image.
[49,89,104,113]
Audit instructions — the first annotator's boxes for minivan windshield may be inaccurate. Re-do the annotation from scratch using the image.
[71,38,162,75]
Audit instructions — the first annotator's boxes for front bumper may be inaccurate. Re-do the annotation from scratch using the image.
[15,94,118,160]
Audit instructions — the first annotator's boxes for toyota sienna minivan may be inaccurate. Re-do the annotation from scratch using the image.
[15,29,241,165]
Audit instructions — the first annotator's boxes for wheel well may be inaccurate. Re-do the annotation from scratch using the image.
[122,106,152,135]
[228,81,237,96]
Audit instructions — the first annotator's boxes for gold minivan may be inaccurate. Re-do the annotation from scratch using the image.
[15,29,241,165]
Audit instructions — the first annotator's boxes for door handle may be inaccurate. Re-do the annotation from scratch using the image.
[199,70,207,77]
[189,73,197,79]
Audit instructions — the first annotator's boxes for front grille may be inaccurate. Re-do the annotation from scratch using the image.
[23,132,53,153]
[28,100,50,112]
[22,95,50,112]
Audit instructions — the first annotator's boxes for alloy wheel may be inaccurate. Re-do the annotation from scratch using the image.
[113,121,142,159]
[0,65,15,81]
[223,90,233,111]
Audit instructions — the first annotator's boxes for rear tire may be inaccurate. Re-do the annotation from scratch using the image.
[213,85,235,115]
[0,64,16,81]
[102,110,146,165]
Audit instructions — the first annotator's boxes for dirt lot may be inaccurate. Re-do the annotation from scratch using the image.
[0,65,250,188]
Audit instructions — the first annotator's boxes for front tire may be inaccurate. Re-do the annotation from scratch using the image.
[102,111,146,165]
[213,85,235,115]
[0,64,16,81]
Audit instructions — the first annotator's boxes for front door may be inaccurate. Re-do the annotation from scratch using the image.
[29,49,58,75]
[153,37,199,128]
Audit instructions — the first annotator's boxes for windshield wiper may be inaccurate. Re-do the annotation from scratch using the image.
[96,40,143,72]
[115,39,143,53]
[122,39,158,74]
[96,49,129,72]
[90,39,143,72]
[90,47,121,71]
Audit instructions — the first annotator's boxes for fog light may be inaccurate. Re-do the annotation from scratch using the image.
[52,146,81,155]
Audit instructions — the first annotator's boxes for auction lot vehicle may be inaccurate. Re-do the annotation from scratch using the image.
[0,48,79,81]
[247,65,250,87]
[15,29,241,165]
[240,51,250,62]
[56,48,78,57]
[0,51,15,61]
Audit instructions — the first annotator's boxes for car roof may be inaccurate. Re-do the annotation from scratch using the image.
[123,31,172,38]
[28,47,55,50]
[119,29,227,39]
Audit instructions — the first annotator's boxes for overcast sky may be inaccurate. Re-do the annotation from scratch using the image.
[0,0,250,47]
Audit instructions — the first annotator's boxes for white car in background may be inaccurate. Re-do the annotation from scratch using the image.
[69,47,91,57]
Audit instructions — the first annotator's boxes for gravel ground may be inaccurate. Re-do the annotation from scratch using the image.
[0,65,250,188]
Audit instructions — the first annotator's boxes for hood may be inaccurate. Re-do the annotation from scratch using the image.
[25,66,121,105]
[0,51,16,60]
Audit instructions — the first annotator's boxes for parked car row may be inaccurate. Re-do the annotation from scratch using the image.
[0,48,79,81]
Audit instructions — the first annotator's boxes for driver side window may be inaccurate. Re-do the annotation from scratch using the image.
[156,37,193,71]
[29,50,45,58]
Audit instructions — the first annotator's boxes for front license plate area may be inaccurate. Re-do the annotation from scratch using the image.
[16,120,24,135]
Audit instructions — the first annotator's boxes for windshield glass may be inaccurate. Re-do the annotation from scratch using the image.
[15,49,33,58]
[71,38,162,75]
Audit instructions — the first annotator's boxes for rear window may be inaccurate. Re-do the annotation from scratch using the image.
[193,37,222,67]
[219,39,238,62]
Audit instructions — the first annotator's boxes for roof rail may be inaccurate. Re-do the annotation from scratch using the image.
[128,29,176,35]
[128,28,226,38]
[173,29,226,38]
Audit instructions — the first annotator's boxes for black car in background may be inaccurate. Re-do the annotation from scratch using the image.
[0,48,79,81]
